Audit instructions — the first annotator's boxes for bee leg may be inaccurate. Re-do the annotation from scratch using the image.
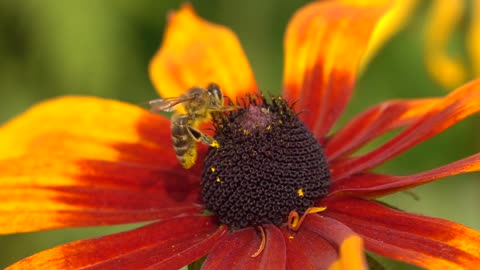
[187,126,220,148]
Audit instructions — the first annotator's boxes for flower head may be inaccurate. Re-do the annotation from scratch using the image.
[366,0,480,89]
[2,1,480,269]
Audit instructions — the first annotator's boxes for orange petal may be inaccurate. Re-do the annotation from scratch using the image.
[7,216,224,270]
[328,236,367,270]
[149,3,258,100]
[283,0,391,140]
[325,98,440,161]
[326,198,480,269]
[331,78,480,180]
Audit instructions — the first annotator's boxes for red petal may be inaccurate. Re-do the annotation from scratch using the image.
[7,215,224,270]
[303,214,359,247]
[325,198,480,269]
[329,153,480,198]
[330,79,480,180]
[283,0,390,140]
[325,98,439,161]
[203,225,286,270]
[282,223,337,269]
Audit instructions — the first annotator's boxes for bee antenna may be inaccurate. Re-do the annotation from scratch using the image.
[137,99,158,109]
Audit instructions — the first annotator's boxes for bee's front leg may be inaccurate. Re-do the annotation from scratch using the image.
[187,126,220,148]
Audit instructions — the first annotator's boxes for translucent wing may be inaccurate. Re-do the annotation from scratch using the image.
[148,96,195,112]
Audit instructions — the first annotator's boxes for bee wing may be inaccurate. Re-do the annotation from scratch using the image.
[148,96,195,112]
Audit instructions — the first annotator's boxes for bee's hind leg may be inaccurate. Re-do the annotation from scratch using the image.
[187,126,220,148]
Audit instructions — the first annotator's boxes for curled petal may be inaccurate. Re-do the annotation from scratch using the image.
[202,225,286,270]
[325,198,480,269]
[330,153,480,198]
[7,216,225,270]
[325,98,439,161]
[149,4,257,100]
[331,79,480,180]
[283,0,390,140]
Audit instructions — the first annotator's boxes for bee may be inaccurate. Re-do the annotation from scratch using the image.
[148,83,233,169]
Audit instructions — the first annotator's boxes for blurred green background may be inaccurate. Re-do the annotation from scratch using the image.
[0,1,479,269]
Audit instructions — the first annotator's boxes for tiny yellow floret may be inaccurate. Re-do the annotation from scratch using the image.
[297,188,304,197]
[216,177,222,183]
[210,167,216,172]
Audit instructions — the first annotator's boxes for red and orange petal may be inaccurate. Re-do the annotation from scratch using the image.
[149,3,258,101]
[324,198,480,269]
[324,98,440,161]
[0,96,173,161]
[282,0,391,141]
[330,153,480,199]
[330,79,480,180]
[0,97,203,234]
[7,216,226,270]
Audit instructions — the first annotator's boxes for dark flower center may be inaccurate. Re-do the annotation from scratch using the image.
[201,96,331,229]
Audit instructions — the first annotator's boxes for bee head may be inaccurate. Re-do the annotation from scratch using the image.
[206,83,224,108]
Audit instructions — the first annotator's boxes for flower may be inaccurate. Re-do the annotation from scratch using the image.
[365,0,480,89]
[2,1,480,269]
[423,0,480,89]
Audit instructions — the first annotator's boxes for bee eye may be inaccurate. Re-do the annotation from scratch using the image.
[207,83,223,106]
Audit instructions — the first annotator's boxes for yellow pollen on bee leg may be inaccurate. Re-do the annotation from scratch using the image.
[297,188,304,197]
[211,141,220,148]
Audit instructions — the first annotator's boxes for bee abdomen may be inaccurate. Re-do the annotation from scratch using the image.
[173,141,192,156]
[176,143,197,169]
